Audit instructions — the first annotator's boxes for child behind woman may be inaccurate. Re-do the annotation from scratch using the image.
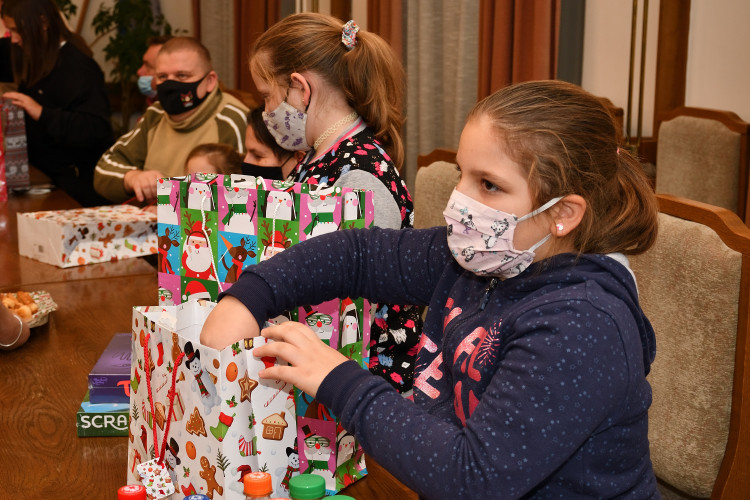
[241,106,299,180]
[185,143,242,175]
[201,80,661,498]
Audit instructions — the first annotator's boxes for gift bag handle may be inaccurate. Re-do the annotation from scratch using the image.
[144,332,185,466]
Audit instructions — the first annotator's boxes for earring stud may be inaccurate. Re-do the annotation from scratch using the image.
[556,223,564,232]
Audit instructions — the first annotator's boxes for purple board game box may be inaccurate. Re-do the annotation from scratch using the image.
[88,333,131,403]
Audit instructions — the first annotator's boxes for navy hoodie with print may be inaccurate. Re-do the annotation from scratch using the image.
[223,226,660,500]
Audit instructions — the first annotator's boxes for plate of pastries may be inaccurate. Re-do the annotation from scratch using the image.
[1,290,58,327]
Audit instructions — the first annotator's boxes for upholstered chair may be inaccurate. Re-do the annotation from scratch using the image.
[414,149,459,229]
[655,107,750,223]
[629,193,750,499]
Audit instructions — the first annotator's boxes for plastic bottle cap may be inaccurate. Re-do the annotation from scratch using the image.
[118,484,147,500]
[183,496,210,500]
[244,471,273,496]
[289,474,326,499]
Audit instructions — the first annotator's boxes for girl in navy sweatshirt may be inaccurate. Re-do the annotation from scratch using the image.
[201,80,661,499]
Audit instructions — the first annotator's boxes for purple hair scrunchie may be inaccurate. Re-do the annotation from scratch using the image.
[341,20,359,50]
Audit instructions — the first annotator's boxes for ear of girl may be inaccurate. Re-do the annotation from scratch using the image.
[550,194,586,237]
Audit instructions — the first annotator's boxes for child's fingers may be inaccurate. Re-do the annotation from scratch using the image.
[258,364,293,382]
[253,339,294,361]
[261,322,318,347]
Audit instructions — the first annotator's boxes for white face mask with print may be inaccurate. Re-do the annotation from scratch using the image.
[443,189,562,279]
[263,100,311,152]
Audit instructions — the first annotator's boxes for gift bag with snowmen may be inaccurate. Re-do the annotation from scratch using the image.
[126,300,299,499]
[156,173,374,308]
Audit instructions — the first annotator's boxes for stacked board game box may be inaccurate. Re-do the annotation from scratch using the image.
[77,333,132,437]
[88,332,131,404]
[76,390,129,437]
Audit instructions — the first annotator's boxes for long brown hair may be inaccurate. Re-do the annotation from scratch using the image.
[250,13,405,171]
[2,0,91,87]
[469,80,658,255]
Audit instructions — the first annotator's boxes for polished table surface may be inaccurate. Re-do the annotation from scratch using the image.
[0,172,418,499]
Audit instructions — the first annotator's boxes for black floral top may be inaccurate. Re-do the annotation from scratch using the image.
[292,124,422,393]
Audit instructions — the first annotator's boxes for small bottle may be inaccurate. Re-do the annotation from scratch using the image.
[289,474,326,500]
[117,484,147,500]
[244,471,273,500]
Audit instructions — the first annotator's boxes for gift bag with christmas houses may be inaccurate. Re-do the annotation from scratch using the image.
[127,300,299,499]
[128,302,370,498]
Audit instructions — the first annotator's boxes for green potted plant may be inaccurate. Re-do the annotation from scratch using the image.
[92,0,172,136]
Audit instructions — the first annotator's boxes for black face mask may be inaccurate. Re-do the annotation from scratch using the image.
[156,73,209,115]
[240,162,284,180]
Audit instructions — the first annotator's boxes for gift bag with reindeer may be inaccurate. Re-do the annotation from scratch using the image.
[154,173,373,495]
[127,300,299,499]
[155,173,374,306]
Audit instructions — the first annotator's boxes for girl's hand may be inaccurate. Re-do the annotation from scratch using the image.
[255,322,349,398]
[2,91,42,120]
[200,295,260,350]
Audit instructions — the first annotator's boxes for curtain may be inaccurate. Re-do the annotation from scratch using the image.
[234,0,281,100]
[198,0,236,89]
[403,0,479,192]
[367,0,404,63]
[478,0,561,100]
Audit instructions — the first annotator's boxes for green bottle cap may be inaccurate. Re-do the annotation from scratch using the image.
[289,474,326,499]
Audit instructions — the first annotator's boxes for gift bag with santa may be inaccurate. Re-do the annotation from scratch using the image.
[153,173,374,496]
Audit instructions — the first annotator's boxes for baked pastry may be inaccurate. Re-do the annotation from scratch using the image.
[1,291,39,320]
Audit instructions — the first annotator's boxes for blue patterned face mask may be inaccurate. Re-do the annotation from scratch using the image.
[262,100,311,152]
[137,75,156,98]
[443,189,561,279]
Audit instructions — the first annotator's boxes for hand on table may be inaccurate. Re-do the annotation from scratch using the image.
[0,305,30,351]
[254,322,349,398]
[3,91,42,120]
[124,169,165,202]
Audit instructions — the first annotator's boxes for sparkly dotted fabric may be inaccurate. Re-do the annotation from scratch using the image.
[228,227,660,499]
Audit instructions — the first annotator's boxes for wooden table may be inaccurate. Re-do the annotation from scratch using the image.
[0,273,158,497]
[0,174,418,499]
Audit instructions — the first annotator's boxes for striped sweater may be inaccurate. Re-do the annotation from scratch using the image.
[94,86,248,202]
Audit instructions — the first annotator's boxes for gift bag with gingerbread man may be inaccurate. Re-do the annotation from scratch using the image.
[127,300,297,499]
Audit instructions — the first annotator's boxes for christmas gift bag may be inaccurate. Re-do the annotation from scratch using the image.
[154,173,373,495]
[0,117,6,203]
[127,301,298,499]
[1,99,29,189]
[155,173,374,306]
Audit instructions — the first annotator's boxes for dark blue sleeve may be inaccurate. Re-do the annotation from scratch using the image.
[221,226,451,321]
[316,292,651,499]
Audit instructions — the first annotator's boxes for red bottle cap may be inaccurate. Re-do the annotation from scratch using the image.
[118,484,147,500]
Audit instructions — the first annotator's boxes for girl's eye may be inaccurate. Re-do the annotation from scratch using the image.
[481,179,500,192]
